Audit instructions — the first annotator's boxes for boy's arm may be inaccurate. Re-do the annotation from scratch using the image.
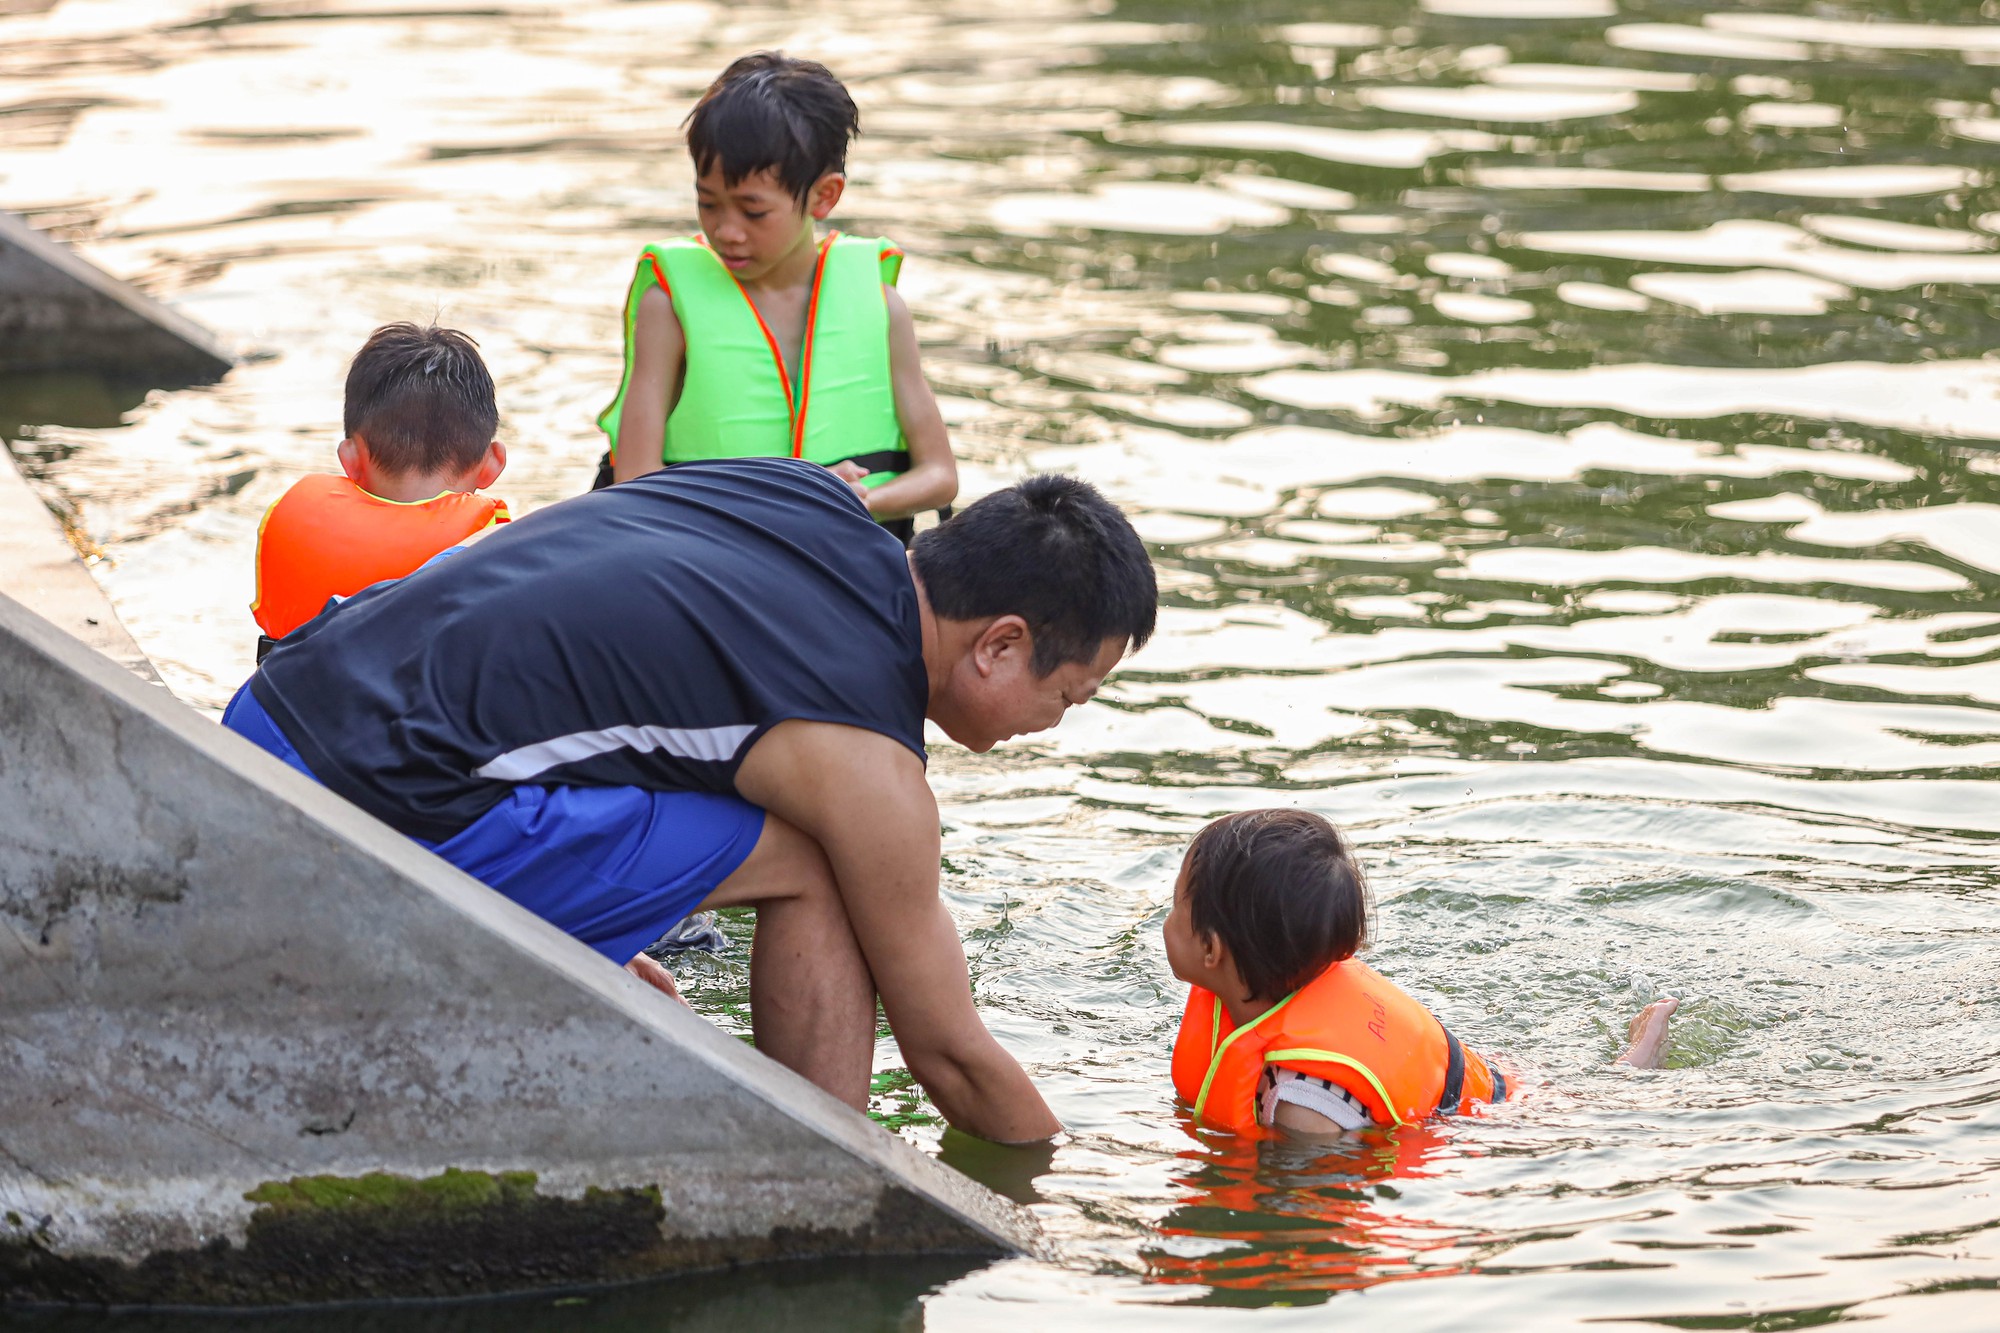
[1272,1099,1356,1137]
[735,719,1061,1144]
[611,285,686,484]
[855,286,959,522]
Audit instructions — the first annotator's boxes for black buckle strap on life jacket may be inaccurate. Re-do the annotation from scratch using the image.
[1437,1023,1467,1116]
[838,450,954,547]
[838,449,912,476]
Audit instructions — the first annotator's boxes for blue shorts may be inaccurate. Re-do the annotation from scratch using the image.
[223,684,764,964]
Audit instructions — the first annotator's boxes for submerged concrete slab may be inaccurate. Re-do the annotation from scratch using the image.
[0,594,1037,1306]
[0,444,157,683]
[0,211,231,379]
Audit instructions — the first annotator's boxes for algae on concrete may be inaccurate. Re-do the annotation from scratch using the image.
[243,1168,552,1216]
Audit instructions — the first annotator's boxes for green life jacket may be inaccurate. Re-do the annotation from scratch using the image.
[597,233,907,487]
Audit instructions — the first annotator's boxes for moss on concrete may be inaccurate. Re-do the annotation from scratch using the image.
[243,1167,543,1216]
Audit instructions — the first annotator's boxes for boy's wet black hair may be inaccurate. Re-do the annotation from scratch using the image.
[343,322,498,478]
[911,474,1157,675]
[1183,809,1370,1001]
[685,52,861,205]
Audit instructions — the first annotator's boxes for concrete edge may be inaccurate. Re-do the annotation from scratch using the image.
[0,591,1045,1268]
[0,212,232,376]
[0,444,158,683]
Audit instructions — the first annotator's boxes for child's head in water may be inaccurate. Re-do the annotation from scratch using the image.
[337,322,505,500]
[1163,809,1370,1007]
[683,52,860,283]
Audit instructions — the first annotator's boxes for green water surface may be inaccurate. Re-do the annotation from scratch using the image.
[3,0,1999,1327]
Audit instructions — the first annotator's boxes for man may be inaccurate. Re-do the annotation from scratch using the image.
[224,458,1156,1144]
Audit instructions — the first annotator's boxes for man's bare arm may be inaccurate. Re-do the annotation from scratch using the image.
[611,284,685,484]
[736,720,1060,1143]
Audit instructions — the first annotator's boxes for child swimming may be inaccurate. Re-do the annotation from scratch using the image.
[594,52,958,544]
[1164,808,1678,1136]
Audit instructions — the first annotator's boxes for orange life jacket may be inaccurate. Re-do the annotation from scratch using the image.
[251,475,509,639]
[1171,958,1508,1136]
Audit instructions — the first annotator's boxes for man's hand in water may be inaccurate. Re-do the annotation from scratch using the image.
[738,719,1063,1144]
[625,952,686,1005]
[828,459,871,503]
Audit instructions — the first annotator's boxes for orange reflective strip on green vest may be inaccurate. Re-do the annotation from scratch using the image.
[596,233,907,483]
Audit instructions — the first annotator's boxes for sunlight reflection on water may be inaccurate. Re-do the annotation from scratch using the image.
[3,0,1998,1326]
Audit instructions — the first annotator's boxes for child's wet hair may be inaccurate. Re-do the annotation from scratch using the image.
[1183,809,1369,1000]
[685,52,861,205]
[343,322,497,478]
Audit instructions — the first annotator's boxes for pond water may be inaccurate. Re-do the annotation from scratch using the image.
[4,0,2000,1327]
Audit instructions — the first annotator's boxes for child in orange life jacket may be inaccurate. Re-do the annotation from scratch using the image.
[1165,809,1680,1137]
[251,323,509,653]
[594,52,958,545]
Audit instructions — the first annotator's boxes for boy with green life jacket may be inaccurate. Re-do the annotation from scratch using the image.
[595,52,958,545]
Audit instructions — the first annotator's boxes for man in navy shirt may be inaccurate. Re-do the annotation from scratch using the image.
[225,458,1155,1144]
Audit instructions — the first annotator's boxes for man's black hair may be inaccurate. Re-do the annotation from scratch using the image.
[911,474,1157,675]
[1183,809,1369,1001]
[685,52,861,205]
[343,322,498,477]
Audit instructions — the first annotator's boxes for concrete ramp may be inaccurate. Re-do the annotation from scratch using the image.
[0,211,230,379]
[0,593,1036,1306]
[0,446,158,683]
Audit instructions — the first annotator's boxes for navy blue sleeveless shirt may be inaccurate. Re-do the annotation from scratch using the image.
[251,458,928,841]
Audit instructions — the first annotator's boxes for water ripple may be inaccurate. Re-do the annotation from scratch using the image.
[4,0,1999,1324]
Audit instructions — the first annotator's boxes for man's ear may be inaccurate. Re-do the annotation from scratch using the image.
[971,614,1032,679]
[808,172,846,221]
[335,436,365,482]
[474,440,506,490]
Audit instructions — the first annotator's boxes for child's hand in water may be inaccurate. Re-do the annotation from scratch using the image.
[624,952,687,1006]
[828,459,872,503]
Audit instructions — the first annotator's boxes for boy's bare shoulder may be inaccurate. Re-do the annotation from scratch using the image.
[636,283,684,340]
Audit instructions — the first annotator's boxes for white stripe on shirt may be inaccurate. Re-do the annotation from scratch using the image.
[473,722,757,781]
[1260,1066,1374,1131]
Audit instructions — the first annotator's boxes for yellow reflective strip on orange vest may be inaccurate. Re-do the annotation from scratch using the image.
[248,491,284,623]
[354,488,459,508]
[1264,1046,1407,1128]
[1192,990,1299,1127]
